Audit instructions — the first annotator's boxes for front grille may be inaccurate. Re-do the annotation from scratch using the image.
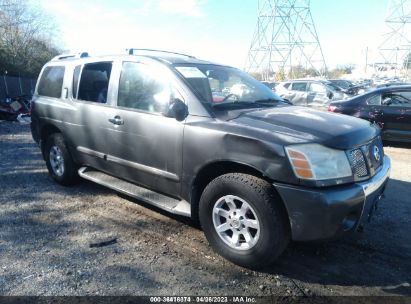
[364,136,384,174]
[348,136,384,180]
[349,148,368,178]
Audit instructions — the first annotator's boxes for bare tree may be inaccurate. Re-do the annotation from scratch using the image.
[0,0,60,77]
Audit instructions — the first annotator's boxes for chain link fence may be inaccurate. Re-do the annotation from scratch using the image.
[1,75,36,99]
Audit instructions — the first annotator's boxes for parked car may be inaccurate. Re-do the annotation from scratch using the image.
[328,85,411,143]
[276,79,348,109]
[328,79,365,95]
[261,81,278,92]
[31,50,390,268]
[375,81,411,89]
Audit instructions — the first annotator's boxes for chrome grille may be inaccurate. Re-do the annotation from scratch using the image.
[349,148,368,178]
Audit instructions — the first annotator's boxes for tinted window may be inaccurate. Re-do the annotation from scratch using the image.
[367,94,381,105]
[291,82,307,91]
[335,80,350,89]
[72,65,81,99]
[117,62,171,113]
[37,66,65,98]
[397,91,411,102]
[383,92,411,107]
[78,62,112,103]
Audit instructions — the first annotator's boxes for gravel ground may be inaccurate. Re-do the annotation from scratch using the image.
[0,120,410,296]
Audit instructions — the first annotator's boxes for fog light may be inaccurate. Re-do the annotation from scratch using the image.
[342,211,360,231]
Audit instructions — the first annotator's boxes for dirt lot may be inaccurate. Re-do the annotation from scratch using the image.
[0,120,410,297]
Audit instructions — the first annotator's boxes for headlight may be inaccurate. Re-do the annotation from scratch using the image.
[285,144,352,180]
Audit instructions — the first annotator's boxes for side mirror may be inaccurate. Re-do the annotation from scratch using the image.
[166,98,188,121]
[327,91,334,99]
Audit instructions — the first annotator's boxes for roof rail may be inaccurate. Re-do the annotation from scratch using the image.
[128,48,196,58]
[51,52,89,61]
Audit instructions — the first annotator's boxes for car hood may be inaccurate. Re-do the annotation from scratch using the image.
[230,106,379,150]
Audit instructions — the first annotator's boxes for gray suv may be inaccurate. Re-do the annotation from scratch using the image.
[31,49,390,269]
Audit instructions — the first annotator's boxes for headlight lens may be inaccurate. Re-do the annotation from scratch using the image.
[285,144,352,180]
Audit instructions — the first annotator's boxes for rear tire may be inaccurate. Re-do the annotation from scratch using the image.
[45,133,79,186]
[199,173,290,269]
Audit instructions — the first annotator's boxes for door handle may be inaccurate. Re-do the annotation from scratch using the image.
[108,116,124,125]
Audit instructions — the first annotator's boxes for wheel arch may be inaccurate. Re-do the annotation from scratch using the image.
[190,160,288,222]
[40,123,62,159]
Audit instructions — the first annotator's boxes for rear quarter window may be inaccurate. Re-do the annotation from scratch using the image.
[366,94,381,105]
[37,66,65,98]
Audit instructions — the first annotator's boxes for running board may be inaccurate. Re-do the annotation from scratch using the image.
[78,167,191,217]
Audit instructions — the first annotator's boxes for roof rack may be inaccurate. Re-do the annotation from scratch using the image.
[51,52,89,61]
[127,48,196,58]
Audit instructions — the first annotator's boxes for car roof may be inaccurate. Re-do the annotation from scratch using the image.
[284,79,326,83]
[145,54,218,65]
[331,84,411,105]
[370,85,411,94]
[49,51,226,67]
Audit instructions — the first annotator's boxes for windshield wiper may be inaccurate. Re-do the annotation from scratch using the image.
[211,99,284,108]
[211,101,274,108]
[257,98,293,105]
[253,98,284,104]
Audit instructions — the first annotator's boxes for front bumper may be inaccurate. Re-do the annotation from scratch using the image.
[274,156,391,241]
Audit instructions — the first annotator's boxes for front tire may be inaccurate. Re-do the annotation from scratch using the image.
[199,173,290,269]
[45,133,79,186]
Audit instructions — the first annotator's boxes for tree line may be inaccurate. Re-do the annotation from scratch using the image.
[250,64,356,82]
[0,0,60,78]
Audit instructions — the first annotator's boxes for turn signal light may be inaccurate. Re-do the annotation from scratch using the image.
[286,148,314,179]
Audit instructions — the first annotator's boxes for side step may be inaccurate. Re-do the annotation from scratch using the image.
[78,167,191,217]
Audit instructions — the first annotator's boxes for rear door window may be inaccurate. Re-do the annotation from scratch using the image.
[291,82,307,92]
[78,62,112,103]
[37,66,65,98]
[309,83,327,93]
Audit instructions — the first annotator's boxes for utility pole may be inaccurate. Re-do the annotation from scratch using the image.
[244,0,327,81]
[3,71,9,97]
[365,46,369,75]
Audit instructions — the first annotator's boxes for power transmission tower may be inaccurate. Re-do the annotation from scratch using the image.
[244,0,327,81]
[378,0,411,76]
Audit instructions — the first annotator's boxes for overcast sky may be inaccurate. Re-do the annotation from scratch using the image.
[38,0,395,69]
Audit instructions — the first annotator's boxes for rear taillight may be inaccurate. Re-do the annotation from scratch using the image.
[328,105,337,112]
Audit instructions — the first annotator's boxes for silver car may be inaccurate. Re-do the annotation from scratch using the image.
[276,79,348,109]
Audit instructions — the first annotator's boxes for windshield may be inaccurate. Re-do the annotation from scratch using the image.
[174,64,285,110]
[332,80,350,89]
[320,81,341,92]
